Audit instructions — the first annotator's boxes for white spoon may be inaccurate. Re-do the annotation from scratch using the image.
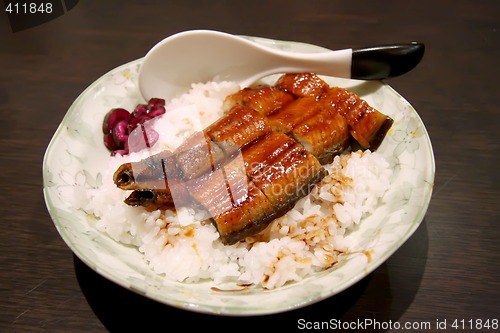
[139,29,424,101]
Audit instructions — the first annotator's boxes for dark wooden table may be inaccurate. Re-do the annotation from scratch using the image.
[1,1,499,332]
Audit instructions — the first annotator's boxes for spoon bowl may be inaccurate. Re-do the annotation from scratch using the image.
[139,30,424,101]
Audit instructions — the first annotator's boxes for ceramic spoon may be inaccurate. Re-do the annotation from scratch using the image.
[139,29,425,101]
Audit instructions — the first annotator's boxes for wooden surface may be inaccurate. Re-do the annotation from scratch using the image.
[1,1,499,332]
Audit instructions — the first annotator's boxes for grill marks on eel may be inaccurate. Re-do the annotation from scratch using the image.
[116,105,325,245]
[113,73,393,245]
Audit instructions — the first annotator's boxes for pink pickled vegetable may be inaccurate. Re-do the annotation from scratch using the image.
[148,106,166,117]
[112,120,129,144]
[101,98,167,155]
[102,108,131,134]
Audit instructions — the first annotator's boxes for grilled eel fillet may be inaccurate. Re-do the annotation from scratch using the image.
[112,73,393,245]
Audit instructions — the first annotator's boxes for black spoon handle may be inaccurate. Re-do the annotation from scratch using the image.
[351,42,425,80]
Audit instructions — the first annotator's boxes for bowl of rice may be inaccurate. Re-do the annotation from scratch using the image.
[43,35,435,315]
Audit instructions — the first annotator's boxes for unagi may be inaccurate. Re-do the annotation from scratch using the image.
[112,73,393,245]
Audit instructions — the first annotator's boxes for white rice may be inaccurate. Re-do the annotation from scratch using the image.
[78,81,392,289]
